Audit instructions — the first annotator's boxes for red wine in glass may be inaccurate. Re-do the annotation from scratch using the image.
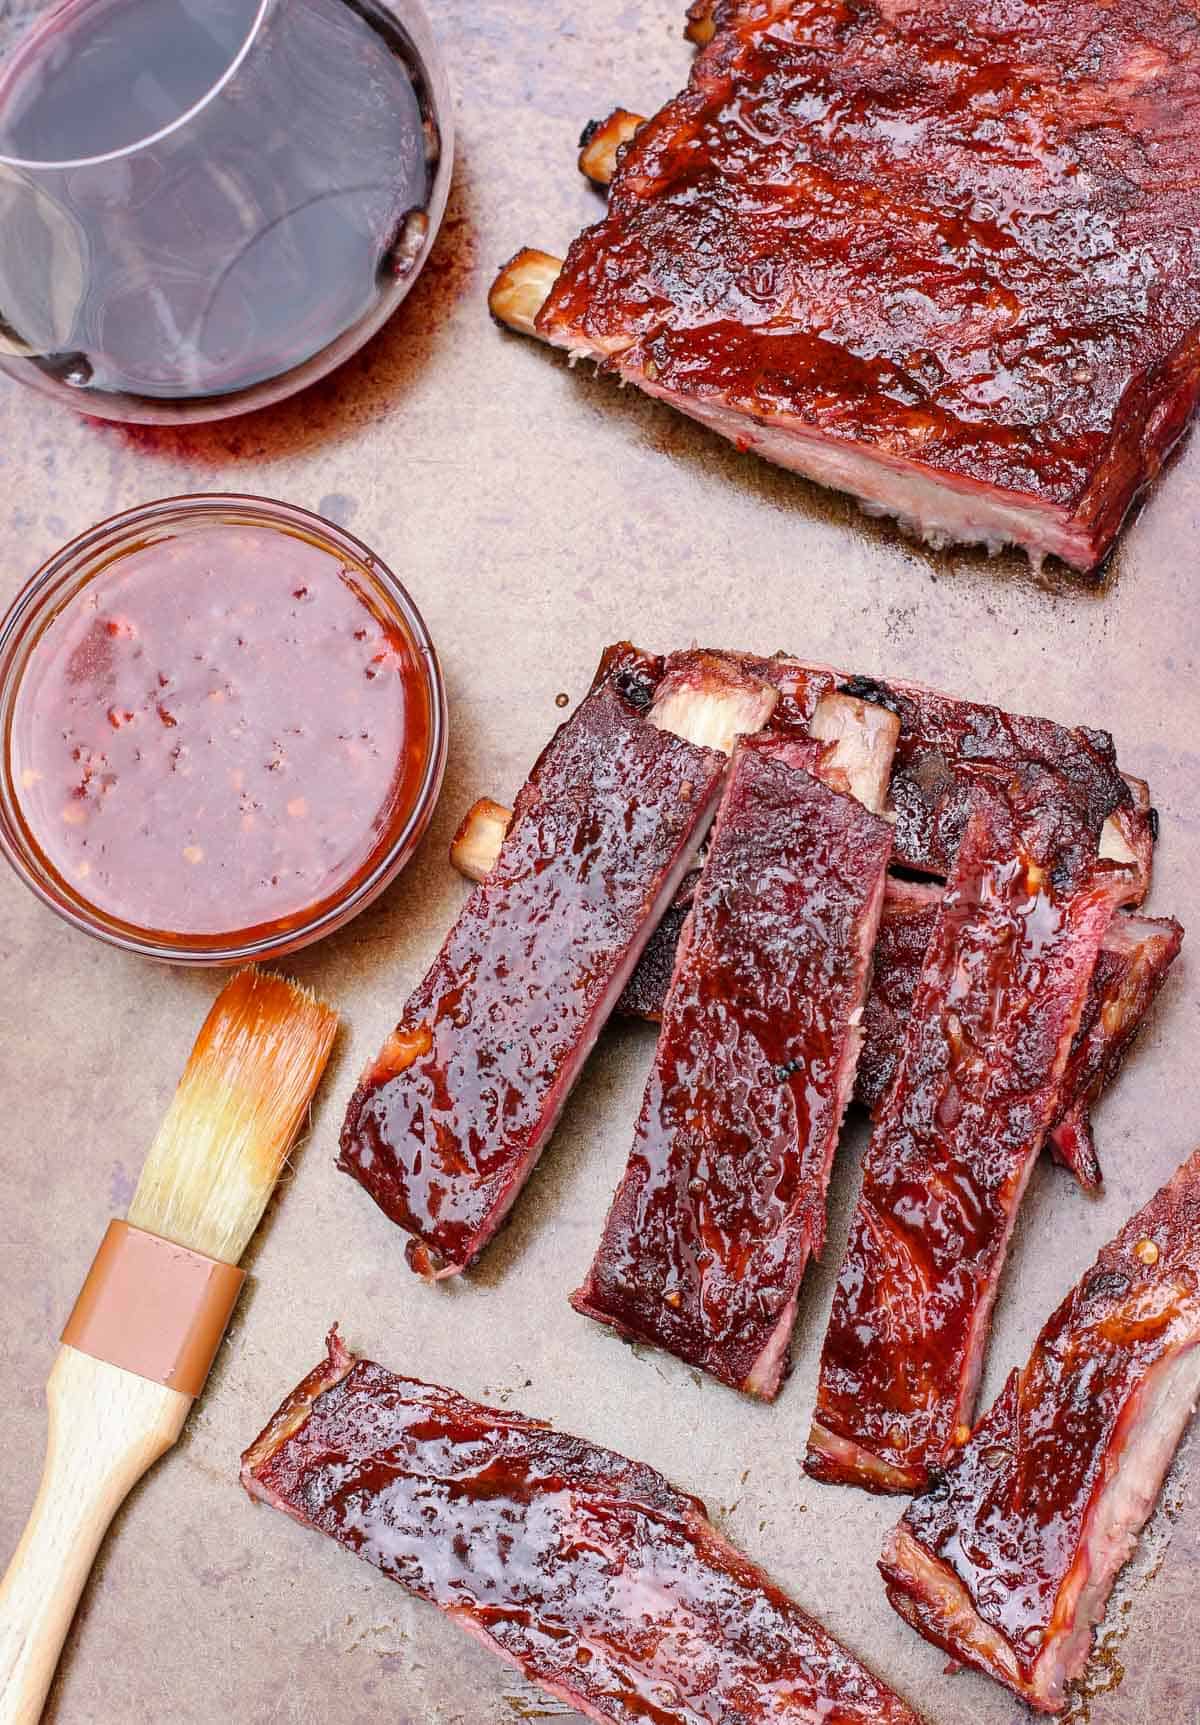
[0,0,449,421]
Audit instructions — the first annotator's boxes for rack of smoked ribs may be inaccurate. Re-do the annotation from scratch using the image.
[488,0,1200,577]
[241,641,1196,1719]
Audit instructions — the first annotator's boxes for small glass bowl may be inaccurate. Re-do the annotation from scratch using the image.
[0,494,447,963]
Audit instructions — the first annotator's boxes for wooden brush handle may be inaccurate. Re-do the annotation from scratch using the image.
[0,1345,191,1725]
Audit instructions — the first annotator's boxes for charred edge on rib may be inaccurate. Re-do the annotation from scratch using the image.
[837,675,904,719]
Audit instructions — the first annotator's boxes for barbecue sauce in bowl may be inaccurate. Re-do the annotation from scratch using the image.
[0,497,445,960]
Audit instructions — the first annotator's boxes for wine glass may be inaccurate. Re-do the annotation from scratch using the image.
[0,0,453,423]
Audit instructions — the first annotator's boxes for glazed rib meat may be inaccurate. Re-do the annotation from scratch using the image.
[242,1331,925,1725]
[522,0,1200,572]
[806,789,1126,1493]
[835,672,1152,900]
[856,882,1183,1187]
[880,1150,1200,1714]
[1046,909,1184,1186]
[338,646,761,1277]
[573,720,895,1399]
[449,803,1178,1188]
[853,879,944,1115]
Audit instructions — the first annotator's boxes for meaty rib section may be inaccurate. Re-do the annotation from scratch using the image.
[243,1332,925,1725]
[880,1151,1200,1714]
[807,794,1125,1492]
[531,0,1200,571]
[835,673,1151,901]
[447,802,1178,1186]
[573,723,896,1398]
[338,648,749,1278]
[1045,909,1183,1186]
[856,883,1183,1188]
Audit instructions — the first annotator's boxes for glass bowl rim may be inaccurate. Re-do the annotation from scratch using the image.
[0,0,274,172]
[0,490,448,964]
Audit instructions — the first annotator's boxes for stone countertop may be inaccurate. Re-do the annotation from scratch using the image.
[1,3,1198,1721]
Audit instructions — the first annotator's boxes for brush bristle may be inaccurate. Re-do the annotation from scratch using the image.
[127,969,338,1263]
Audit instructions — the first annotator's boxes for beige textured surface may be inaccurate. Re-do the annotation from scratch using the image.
[2,3,1199,1721]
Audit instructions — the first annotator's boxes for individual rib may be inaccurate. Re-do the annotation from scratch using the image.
[242,1331,926,1725]
[573,716,896,1399]
[855,883,1183,1187]
[339,646,759,1277]
[880,1150,1200,1714]
[806,791,1127,1491]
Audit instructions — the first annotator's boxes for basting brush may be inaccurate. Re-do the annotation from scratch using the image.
[0,968,337,1725]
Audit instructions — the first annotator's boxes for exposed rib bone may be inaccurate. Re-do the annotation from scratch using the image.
[449,798,512,882]
[808,692,899,815]
[647,650,779,753]
[578,109,646,185]
[685,0,718,46]
[488,249,563,337]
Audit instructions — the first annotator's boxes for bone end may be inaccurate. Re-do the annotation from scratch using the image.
[648,652,779,755]
[684,0,717,45]
[450,798,512,881]
[808,692,901,814]
[489,248,565,338]
[578,109,646,186]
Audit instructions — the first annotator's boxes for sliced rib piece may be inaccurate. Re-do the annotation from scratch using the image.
[517,0,1200,572]
[573,720,896,1398]
[243,1331,926,1725]
[835,671,1151,901]
[338,646,756,1278]
[880,1150,1200,1714]
[1045,909,1183,1186]
[806,791,1127,1492]
[855,884,1183,1187]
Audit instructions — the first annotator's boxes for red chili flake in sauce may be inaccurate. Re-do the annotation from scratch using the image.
[11,524,431,941]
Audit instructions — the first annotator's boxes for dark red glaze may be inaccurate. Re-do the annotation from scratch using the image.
[338,654,727,1277]
[574,733,893,1398]
[617,868,1178,1191]
[242,1331,926,1725]
[836,673,1145,896]
[854,879,944,1114]
[537,0,1200,570]
[855,883,1182,1187]
[615,870,699,1021]
[806,789,1126,1493]
[1045,909,1183,1184]
[881,1150,1200,1713]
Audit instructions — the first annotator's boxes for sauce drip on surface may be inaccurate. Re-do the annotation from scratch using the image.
[10,521,431,943]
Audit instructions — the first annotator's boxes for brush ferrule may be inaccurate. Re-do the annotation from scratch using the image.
[61,1220,245,1399]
